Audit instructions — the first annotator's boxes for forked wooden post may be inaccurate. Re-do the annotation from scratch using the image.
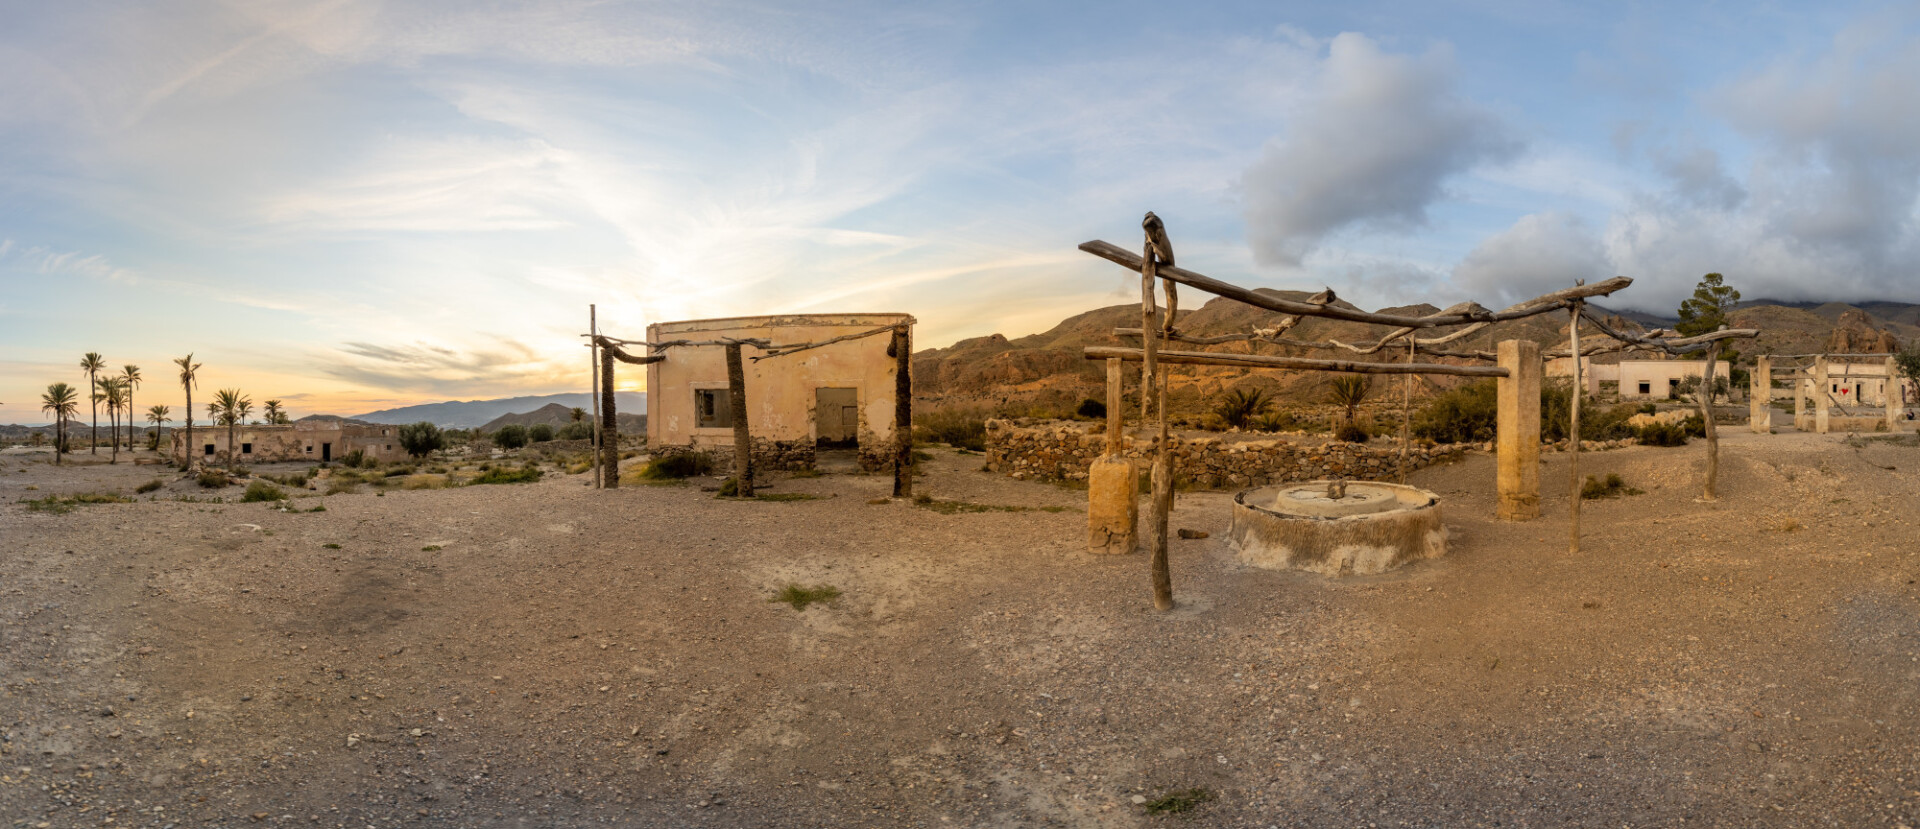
[892,325,912,498]
[1567,303,1583,552]
[600,348,619,488]
[1142,214,1174,611]
[725,342,754,497]
[590,304,601,489]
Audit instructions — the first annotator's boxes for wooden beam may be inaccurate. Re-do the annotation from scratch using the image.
[725,343,754,497]
[1083,346,1509,377]
[1080,240,1633,328]
[892,325,912,498]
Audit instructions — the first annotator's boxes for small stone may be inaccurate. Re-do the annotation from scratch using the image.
[1130,795,1147,805]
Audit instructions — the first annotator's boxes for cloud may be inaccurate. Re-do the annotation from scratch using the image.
[320,337,570,396]
[1241,33,1520,266]
[1595,17,1920,311]
[1454,212,1611,305]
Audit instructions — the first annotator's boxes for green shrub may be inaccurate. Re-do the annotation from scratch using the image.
[1251,411,1297,432]
[1334,422,1370,443]
[1413,381,1498,444]
[399,422,445,458]
[241,481,287,502]
[469,465,541,485]
[528,424,555,442]
[1212,387,1272,429]
[340,449,367,468]
[914,406,988,451]
[325,479,359,495]
[493,425,529,450]
[1637,422,1691,446]
[197,470,232,489]
[1075,398,1107,419]
[717,476,739,497]
[639,453,713,479]
[770,583,840,610]
[556,421,594,441]
[1580,473,1644,499]
[135,479,164,494]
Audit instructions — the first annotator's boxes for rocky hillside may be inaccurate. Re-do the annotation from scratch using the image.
[479,403,644,433]
[913,293,1920,416]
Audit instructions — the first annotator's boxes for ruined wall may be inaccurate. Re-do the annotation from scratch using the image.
[651,437,818,473]
[645,314,911,453]
[170,422,410,465]
[984,420,1474,489]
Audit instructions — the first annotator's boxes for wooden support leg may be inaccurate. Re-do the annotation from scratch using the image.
[893,326,912,498]
[726,343,753,497]
[1699,356,1718,501]
[1496,339,1541,521]
[601,350,619,489]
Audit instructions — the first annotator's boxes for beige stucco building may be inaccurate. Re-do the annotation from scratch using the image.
[170,420,410,466]
[645,313,912,468]
[1545,357,1728,399]
[1793,361,1913,408]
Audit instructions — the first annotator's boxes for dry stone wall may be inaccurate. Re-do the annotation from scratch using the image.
[984,420,1473,489]
[652,438,816,473]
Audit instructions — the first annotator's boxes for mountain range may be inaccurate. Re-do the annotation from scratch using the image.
[347,392,646,429]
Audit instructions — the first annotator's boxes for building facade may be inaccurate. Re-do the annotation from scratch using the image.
[645,313,912,470]
[170,420,411,466]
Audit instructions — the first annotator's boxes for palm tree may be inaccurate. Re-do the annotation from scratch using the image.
[40,383,79,464]
[264,399,286,425]
[122,365,141,451]
[174,354,200,468]
[80,352,105,453]
[98,376,127,463]
[570,407,586,422]
[213,388,251,465]
[1328,375,1372,427]
[147,405,171,451]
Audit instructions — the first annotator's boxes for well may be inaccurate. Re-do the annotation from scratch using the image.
[1229,481,1446,576]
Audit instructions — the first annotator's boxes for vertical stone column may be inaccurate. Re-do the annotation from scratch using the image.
[1793,368,1807,429]
[1496,339,1541,521]
[1751,356,1771,433]
[1088,357,1138,554]
[1888,355,1901,431]
[1814,356,1830,434]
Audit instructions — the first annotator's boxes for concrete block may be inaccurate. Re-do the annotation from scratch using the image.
[1087,455,1138,554]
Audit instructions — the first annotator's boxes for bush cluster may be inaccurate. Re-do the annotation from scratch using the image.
[639,453,713,479]
[492,424,529,450]
[914,406,988,451]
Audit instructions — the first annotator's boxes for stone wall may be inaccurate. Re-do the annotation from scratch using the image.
[984,420,1473,489]
[652,438,816,473]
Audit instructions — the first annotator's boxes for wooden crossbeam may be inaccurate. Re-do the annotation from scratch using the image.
[1084,346,1509,377]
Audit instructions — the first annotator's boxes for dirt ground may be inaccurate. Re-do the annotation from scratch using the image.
[4,428,1920,828]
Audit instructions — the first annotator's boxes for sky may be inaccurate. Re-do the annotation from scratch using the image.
[4,0,1919,423]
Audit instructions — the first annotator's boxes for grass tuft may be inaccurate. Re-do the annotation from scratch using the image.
[241,481,287,503]
[135,479,165,494]
[469,466,542,485]
[23,492,134,514]
[1141,788,1213,815]
[1579,473,1643,500]
[771,583,841,610]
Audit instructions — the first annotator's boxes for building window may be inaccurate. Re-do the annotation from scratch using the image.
[386,445,393,451]
[1638,382,1650,395]
[305,445,313,453]
[695,389,732,428]
[205,444,216,456]
[242,443,253,454]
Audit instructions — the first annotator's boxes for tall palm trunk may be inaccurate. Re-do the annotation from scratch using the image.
[109,405,119,464]
[89,374,98,453]
[183,389,193,468]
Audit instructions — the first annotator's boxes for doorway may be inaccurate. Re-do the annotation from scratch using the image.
[815,388,859,449]
[321,442,332,462]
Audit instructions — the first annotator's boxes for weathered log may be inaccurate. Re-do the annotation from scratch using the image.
[1080,239,1633,328]
[590,304,600,489]
[725,343,753,497]
[1084,346,1509,377]
[1567,304,1582,552]
[1699,349,1718,501]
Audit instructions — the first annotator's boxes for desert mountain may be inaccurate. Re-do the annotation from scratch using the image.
[912,293,1920,415]
[478,402,644,433]
[348,392,646,429]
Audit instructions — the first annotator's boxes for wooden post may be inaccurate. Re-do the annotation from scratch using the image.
[590,305,600,489]
[1496,339,1541,521]
[725,342,753,497]
[1398,337,1412,483]
[601,348,618,489]
[1106,357,1124,454]
[1888,355,1901,431]
[1567,304,1582,553]
[1699,353,1718,501]
[1142,220,1173,611]
[892,325,912,498]
[1814,356,1830,434]
[1751,355,1771,433]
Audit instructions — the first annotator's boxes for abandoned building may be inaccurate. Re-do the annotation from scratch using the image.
[1792,361,1914,407]
[169,419,411,465]
[1549,357,1728,399]
[645,313,913,470]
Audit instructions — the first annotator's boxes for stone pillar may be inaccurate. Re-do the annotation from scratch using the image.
[1888,355,1901,431]
[1496,339,1541,521]
[1793,369,1806,429]
[1088,357,1137,554]
[1814,356,1830,434]
[1750,356,1771,433]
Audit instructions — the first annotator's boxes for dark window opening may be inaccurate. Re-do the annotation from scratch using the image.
[305,445,313,453]
[1638,382,1650,395]
[204,444,216,456]
[695,389,732,428]
[241,443,253,454]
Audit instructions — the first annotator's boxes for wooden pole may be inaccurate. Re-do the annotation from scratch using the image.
[1699,351,1718,501]
[1141,223,1173,612]
[726,342,754,497]
[892,325,912,498]
[590,304,600,489]
[1398,337,1412,483]
[1567,303,1583,553]
[601,349,618,489]
[1106,357,1124,455]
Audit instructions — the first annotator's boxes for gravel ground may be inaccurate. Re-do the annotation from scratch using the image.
[3,429,1919,828]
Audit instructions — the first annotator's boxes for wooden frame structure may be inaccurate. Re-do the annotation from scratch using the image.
[1079,213,1759,608]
